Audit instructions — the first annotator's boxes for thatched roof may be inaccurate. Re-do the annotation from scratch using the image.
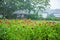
[13,10,29,15]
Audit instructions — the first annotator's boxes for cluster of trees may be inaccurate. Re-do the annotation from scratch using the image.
[26,13,60,21]
[0,0,50,19]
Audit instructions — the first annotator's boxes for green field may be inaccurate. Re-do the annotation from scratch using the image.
[0,19,60,40]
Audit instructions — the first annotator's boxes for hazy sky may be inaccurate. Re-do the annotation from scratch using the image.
[50,0,60,9]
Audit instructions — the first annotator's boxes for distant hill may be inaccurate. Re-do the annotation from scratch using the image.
[50,9,60,17]
[50,9,60,14]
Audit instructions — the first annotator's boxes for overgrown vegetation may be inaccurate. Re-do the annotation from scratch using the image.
[0,19,60,40]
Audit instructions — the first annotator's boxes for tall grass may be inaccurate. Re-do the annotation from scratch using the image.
[0,19,60,40]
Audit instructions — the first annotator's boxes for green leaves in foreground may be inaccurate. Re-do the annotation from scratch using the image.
[0,20,60,40]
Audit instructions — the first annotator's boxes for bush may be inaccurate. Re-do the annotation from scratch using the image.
[26,14,39,20]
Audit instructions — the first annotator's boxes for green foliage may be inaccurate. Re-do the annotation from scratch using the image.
[27,13,39,20]
[46,14,56,20]
[0,0,50,19]
[55,17,60,21]
[0,20,60,40]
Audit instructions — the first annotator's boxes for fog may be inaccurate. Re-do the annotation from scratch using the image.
[50,0,60,9]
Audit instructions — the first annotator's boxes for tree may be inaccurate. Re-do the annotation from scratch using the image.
[0,0,33,18]
[0,0,50,19]
[30,0,50,12]
[29,0,50,19]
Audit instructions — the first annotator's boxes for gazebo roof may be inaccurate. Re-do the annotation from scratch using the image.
[13,10,28,14]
